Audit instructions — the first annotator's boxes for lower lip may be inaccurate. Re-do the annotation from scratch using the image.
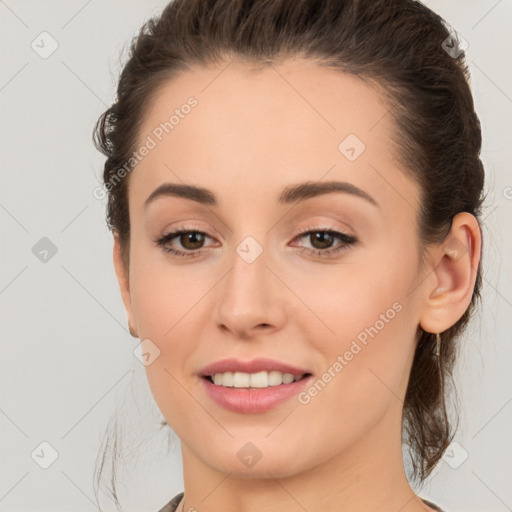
[200,375,313,413]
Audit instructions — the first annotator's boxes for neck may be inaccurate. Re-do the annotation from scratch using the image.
[177,399,433,512]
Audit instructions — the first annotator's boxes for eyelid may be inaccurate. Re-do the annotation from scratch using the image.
[295,216,355,233]
[295,222,356,239]
[154,226,217,248]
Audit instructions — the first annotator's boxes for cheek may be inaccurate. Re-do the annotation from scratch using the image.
[129,241,214,337]
[128,248,217,421]
[287,280,416,458]
[292,244,419,404]
[293,243,418,343]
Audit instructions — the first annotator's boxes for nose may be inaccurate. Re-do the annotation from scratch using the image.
[213,240,287,340]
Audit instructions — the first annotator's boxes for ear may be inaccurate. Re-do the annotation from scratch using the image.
[113,232,138,337]
[419,212,482,334]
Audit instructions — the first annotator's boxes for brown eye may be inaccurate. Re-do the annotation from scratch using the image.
[179,231,205,250]
[154,229,214,258]
[308,231,336,250]
[293,227,357,258]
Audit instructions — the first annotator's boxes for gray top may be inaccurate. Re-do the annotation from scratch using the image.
[158,491,446,511]
[158,491,183,512]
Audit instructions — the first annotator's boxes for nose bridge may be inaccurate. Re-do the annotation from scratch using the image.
[226,232,272,308]
[213,230,285,336]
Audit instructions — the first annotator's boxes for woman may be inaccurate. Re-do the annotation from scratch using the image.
[93,0,484,510]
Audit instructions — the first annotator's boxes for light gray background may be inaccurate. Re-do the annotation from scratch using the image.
[1,1,511,511]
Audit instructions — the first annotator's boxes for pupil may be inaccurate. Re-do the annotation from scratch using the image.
[311,232,332,249]
[182,232,204,249]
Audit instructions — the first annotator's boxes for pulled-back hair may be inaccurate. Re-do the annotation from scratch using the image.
[93,0,484,507]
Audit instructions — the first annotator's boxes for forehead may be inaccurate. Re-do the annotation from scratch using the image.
[138,58,389,149]
[129,58,417,214]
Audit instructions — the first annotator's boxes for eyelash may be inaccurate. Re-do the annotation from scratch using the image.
[153,225,357,259]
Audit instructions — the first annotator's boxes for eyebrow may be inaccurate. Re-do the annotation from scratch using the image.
[144,180,378,208]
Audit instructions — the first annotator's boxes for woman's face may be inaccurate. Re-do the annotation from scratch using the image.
[118,59,431,477]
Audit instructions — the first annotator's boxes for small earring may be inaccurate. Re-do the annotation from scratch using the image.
[128,323,138,338]
[435,332,441,357]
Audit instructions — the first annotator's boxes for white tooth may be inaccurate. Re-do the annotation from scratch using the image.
[233,371,250,388]
[210,370,303,388]
[222,371,234,387]
[282,373,295,384]
[268,370,284,386]
[249,371,269,388]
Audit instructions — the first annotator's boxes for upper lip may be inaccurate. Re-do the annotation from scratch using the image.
[199,358,312,378]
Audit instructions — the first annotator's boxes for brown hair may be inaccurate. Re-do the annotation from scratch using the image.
[93,0,484,507]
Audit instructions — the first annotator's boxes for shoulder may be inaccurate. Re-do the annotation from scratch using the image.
[158,491,184,512]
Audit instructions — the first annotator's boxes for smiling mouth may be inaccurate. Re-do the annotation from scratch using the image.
[202,371,313,389]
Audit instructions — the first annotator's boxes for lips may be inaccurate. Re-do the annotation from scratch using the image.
[199,357,312,378]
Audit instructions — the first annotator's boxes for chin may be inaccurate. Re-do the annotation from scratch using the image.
[200,442,313,480]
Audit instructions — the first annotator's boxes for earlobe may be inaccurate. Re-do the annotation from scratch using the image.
[113,233,138,338]
[419,212,482,334]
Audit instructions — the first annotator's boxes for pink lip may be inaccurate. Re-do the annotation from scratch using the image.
[199,357,311,378]
[200,374,314,413]
[198,358,313,414]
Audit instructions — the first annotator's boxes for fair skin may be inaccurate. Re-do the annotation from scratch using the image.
[113,58,481,512]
